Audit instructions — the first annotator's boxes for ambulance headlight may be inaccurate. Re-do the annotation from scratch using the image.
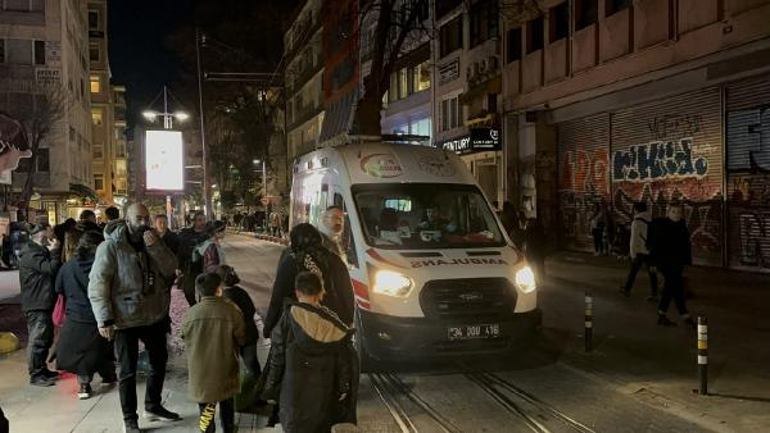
[373,270,413,297]
[515,265,536,293]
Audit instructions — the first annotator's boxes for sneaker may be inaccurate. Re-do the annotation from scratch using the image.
[77,384,92,400]
[657,315,677,327]
[123,419,144,433]
[144,406,181,422]
[30,376,57,387]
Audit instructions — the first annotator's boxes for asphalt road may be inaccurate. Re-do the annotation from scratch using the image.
[224,234,715,433]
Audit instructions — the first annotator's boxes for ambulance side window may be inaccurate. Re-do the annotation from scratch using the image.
[335,192,359,269]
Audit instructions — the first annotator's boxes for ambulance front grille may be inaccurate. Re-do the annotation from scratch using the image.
[420,278,516,321]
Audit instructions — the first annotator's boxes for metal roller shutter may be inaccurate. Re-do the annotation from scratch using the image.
[557,113,611,252]
[611,87,723,266]
[725,77,770,272]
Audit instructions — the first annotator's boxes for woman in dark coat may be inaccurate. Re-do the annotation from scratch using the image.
[55,231,116,399]
[263,223,354,339]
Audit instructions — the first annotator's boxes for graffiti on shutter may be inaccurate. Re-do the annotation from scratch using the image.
[611,87,723,266]
[726,77,770,271]
[557,114,610,252]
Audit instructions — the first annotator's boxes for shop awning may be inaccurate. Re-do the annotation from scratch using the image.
[69,183,101,201]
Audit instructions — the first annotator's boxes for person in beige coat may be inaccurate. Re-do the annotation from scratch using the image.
[181,273,245,433]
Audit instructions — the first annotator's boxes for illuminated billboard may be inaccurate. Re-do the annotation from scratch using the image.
[145,130,184,192]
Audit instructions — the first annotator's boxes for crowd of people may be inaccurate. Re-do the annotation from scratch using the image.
[17,203,358,433]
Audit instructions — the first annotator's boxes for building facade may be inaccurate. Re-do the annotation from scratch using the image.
[284,0,325,161]
[500,0,770,271]
[112,84,127,203]
[1,0,95,223]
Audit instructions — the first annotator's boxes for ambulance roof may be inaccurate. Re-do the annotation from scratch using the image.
[295,143,476,186]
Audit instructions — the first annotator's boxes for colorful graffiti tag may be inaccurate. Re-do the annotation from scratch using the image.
[612,138,709,182]
[560,149,609,193]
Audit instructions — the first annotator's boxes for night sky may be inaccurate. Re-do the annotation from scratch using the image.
[108,0,194,126]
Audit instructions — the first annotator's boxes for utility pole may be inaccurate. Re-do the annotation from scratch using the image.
[195,28,212,219]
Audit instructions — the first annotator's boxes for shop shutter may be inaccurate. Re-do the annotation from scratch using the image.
[725,77,770,272]
[611,87,723,266]
[557,113,610,252]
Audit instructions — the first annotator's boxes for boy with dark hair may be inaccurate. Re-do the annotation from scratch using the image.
[181,273,245,433]
[214,265,260,376]
[263,271,358,433]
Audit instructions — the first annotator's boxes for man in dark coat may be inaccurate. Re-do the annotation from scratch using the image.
[78,210,102,233]
[154,214,180,256]
[18,224,62,386]
[263,272,357,433]
[177,211,208,306]
[648,205,695,327]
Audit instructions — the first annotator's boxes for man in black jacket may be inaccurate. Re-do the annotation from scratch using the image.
[177,211,208,306]
[648,205,696,328]
[19,224,62,386]
[154,214,179,256]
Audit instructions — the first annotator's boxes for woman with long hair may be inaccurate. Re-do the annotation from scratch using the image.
[55,230,116,399]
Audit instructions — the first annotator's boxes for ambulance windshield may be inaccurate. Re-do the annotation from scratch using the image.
[353,183,506,249]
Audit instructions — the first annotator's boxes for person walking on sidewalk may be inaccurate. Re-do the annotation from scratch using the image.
[88,203,180,433]
[648,205,696,328]
[19,224,62,387]
[178,211,208,307]
[215,265,261,377]
[620,202,659,302]
[181,273,245,433]
[262,271,357,433]
[590,203,607,256]
[193,221,227,274]
[55,231,116,400]
[263,223,355,338]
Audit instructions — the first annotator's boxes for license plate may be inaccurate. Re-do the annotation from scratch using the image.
[447,324,500,341]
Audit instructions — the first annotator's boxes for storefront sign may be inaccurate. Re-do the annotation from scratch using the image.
[438,58,460,85]
[35,68,61,85]
[437,128,501,155]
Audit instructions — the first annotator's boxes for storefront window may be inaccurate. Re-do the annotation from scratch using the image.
[412,60,431,92]
[398,67,409,99]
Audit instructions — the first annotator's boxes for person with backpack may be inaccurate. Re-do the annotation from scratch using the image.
[193,221,227,274]
[648,205,696,328]
[620,202,659,301]
[262,271,357,433]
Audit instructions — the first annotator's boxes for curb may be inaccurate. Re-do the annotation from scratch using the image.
[231,229,289,246]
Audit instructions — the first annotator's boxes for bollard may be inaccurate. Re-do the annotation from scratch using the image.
[698,316,708,395]
[585,293,593,353]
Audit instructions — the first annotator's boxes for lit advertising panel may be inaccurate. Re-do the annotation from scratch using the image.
[145,130,184,192]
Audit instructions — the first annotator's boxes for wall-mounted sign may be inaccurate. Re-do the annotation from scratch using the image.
[46,41,62,65]
[437,128,501,155]
[35,68,61,85]
[438,58,460,86]
[145,130,185,192]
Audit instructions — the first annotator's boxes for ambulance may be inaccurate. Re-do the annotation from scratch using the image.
[290,142,540,361]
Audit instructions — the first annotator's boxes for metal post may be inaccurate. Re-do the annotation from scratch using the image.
[585,293,593,353]
[195,28,211,218]
[698,316,708,395]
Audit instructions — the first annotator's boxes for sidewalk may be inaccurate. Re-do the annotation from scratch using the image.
[542,252,770,432]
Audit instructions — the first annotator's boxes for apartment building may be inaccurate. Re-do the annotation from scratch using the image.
[112,84,127,202]
[1,0,95,223]
[501,0,770,271]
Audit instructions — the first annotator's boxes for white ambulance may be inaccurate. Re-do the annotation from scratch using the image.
[290,142,540,361]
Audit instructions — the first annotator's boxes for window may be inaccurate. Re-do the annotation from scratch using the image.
[412,60,431,92]
[398,67,409,99]
[4,0,28,11]
[37,148,49,172]
[88,11,99,29]
[7,39,32,64]
[89,42,100,62]
[576,0,598,30]
[91,109,103,125]
[441,96,460,131]
[526,17,544,53]
[0,40,4,63]
[436,0,462,20]
[470,0,499,47]
[439,16,463,58]
[507,27,522,63]
[34,40,45,65]
[93,145,103,159]
[90,75,101,93]
[550,2,569,42]
[94,175,104,191]
[605,0,630,16]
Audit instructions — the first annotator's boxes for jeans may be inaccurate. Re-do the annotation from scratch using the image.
[198,399,234,433]
[623,254,659,295]
[658,265,689,316]
[241,344,261,377]
[114,320,169,422]
[25,310,53,380]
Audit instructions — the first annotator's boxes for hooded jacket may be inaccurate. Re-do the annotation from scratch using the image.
[19,241,62,312]
[629,210,652,259]
[264,301,357,433]
[56,255,98,324]
[88,222,178,329]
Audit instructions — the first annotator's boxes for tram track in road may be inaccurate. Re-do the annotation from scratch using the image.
[369,373,462,433]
